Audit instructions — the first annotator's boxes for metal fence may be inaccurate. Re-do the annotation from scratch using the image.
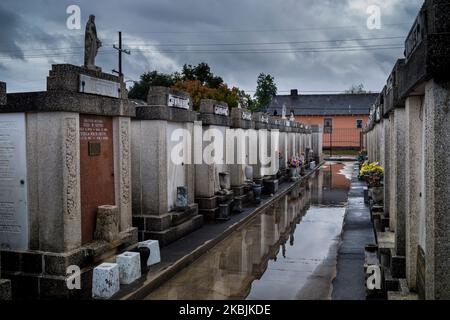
[323,128,363,151]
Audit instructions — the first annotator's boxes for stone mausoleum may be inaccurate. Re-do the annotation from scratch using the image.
[0,65,137,299]
[0,81,12,300]
[194,99,234,220]
[364,0,450,300]
[131,86,203,246]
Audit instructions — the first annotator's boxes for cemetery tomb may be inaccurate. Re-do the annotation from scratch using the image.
[0,65,137,299]
[131,86,203,246]
[0,81,12,300]
[229,108,256,211]
[195,99,234,220]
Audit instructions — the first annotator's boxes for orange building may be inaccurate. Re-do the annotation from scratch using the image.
[268,90,378,150]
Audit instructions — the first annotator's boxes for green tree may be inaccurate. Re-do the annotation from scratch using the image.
[181,62,224,88]
[253,73,277,112]
[129,62,249,109]
[128,71,177,100]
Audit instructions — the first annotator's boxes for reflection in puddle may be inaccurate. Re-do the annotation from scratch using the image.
[146,162,353,300]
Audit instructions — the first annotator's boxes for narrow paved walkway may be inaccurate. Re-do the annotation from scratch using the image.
[332,163,375,300]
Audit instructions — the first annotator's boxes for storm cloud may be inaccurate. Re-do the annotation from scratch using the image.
[0,0,423,93]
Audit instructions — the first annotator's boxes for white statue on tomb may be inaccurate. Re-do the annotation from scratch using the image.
[281,104,287,119]
[84,15,102,71]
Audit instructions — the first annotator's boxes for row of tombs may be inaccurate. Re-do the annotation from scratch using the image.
[0,64,323,299]
[363,0,450,300]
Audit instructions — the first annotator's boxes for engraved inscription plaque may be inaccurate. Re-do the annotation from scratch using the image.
[214,104,229,116]
[0,113,28,250]
[242,111,252,121]
[168,94,189,109]
[79,115,115,244]
[79,74,120,98]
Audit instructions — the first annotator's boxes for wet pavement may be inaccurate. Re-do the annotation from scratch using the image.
[331,164,375,300]
[146,162,354,300]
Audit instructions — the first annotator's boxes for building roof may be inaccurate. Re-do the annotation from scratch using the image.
[267,92,378,116]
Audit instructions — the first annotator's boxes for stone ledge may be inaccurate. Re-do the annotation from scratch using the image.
[195,196,218,210]
[0,228,138,277]
[252,112,270,130]
[387,279,418,300]
[172,204,199,226]
[1,91,135,117]
[198,113,230,126]
[46,64,127,99]
[0,228,137,299]
[133,204,198,232]
[198,207,220,221]
[48,64,120,84]
[135,105,198,122]
[399,0,450,98]
[383,59,406,116]
[4,267,93,300]
[230,108,255,129]
[142,215,204,246]
[390,250,406,278]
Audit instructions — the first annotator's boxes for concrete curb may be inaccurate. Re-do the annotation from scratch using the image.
[118,162,325,300]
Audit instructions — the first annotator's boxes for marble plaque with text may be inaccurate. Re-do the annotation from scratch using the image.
[79,74,120,98]
[0,113,28,250]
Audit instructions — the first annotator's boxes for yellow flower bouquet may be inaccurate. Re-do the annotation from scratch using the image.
[359,161,384,186]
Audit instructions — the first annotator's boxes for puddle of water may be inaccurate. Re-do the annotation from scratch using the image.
[146,162,353,300]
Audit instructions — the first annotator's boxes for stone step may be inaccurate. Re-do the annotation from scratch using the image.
[171,204,198,227]
[384,267,400,292]
[388,279,418,300]
[144,215,204,247]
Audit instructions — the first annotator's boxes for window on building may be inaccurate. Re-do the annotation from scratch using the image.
[356,119,363,129]
[324,118,332,128]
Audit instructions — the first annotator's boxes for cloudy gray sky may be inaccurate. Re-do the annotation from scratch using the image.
[0,0,422,94]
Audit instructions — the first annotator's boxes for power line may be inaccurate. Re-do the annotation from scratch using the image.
[126,44,403,54]
[0,36,405,54]
[123,36,405,48]
[0,44,403,60]
[0,22,410,46]
[123,23,410,34]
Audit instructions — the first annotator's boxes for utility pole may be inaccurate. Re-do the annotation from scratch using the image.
[113,31,130,78]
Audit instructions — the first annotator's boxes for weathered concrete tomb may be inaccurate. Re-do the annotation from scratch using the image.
[131,87,203,246]
[0,81,12,300]
[364,0,450,300]
[0,65,137,299]
[194,99,234,220]
[311,125,323,165]
[228,108,256,211]
[252,113,280,196]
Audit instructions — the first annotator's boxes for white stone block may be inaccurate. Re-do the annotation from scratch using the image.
[117,251,141,284]
[138,240,161,266]
[92,263,120,299]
